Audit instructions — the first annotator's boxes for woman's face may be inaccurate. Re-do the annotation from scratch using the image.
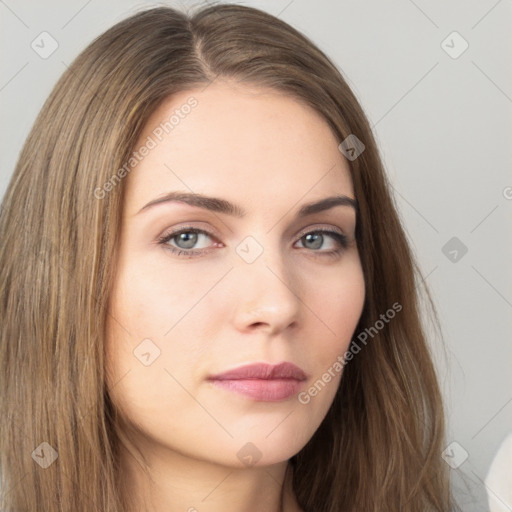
[105,81,365,468]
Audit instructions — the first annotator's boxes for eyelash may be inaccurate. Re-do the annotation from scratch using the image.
[157,225,350,260]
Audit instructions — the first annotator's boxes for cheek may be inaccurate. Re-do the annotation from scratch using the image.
[309,255,365,357]
[108,255,205,338]
[104,255,211,405]
[293,258,365,423]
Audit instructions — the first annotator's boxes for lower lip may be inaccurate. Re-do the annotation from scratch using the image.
[208,378,304,401]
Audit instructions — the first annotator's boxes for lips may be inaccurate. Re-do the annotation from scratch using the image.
[207,362,308,401]
[208,362,308,381]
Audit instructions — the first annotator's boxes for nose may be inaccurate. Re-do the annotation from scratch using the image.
[231,250,302,335]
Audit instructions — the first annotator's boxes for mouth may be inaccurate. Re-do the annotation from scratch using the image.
[207,361,308,402]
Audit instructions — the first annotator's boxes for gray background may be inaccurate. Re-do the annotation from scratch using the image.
[1,1,511,510]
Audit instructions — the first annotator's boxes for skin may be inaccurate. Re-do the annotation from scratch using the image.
[105,80,366,512]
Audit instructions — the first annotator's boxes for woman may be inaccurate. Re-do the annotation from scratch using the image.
[0,3,455,511]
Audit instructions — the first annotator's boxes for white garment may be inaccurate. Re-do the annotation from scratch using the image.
[485,433,512,512]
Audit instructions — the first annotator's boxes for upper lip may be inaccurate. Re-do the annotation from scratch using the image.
[208,362,308,381]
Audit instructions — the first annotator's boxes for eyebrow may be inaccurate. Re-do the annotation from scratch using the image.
[137,191,357,217]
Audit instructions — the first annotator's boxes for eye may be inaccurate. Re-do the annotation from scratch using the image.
[294,228,349,258]
[157,226,350,259]
[157,227,218,257]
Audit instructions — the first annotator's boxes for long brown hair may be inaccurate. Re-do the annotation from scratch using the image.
[0,3,455,511]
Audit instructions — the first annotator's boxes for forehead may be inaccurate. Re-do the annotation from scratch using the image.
[124,81,354,214]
